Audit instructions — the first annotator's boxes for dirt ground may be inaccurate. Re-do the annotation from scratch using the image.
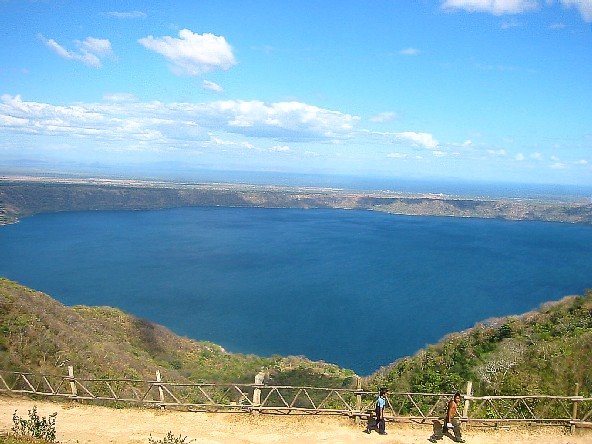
[0,395,590,444]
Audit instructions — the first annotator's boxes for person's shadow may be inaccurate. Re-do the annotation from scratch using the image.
[428,419,458,442]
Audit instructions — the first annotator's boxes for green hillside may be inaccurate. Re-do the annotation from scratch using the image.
[0,278,355,387]
[367,289,592,397]
[2,277,592,398]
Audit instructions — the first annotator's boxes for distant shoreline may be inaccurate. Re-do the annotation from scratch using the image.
[1,175,592,226]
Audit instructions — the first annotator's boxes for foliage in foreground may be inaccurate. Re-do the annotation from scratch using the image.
[148,431,193,444]
[0,434,53,444]
[369,289,592,398]
[11,406,57,443]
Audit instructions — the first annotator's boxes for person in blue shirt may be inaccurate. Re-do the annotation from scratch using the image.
[366,387,388,435]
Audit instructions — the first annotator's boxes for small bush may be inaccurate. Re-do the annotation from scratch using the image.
[148,431,193,444]
[11,406,57,443]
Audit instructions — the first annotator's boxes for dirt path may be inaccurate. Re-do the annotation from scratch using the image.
[0,396,589,444]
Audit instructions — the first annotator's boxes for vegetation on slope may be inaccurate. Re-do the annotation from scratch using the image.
[2,276,592,398]
[368,289,592,397]
[0,278,355,387]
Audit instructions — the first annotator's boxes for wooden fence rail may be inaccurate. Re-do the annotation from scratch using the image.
[1,368,590,431]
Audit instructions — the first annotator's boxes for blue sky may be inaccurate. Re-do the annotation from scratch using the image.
[1,0,591,186]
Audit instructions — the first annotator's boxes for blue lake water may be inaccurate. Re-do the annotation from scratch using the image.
[1,207,592,375]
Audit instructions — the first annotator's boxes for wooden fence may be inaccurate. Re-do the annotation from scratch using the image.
[1,368,590,431]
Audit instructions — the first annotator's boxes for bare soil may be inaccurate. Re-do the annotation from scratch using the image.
[1,396,589,444]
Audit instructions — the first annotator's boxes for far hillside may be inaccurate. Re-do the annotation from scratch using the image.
[367,289,592,397]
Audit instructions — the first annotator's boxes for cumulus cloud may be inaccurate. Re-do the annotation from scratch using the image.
[487,148,507,156]
[202,80,224,93]
[370,112,397,123]
[138,29,236,76]
[39,34,113,68]
[0,95,359,148]
[209,100,359,141]
[515,152,525,161]
[107,11,147,19]
[395,131,439,149]
[441,0,539,15]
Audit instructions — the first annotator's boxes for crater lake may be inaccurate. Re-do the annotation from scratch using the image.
[2,206,592,375]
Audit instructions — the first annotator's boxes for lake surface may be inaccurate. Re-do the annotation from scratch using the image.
[2,207,592,375]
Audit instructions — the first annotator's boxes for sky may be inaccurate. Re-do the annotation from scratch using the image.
[0,0,591,187]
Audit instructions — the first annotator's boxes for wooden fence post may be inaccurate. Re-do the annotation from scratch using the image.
[155,370,165,406]
[571,383,580,434]
[463,381,472,422]
[252,370,265,410]
[67,366,77,397]
[355,376,362,424]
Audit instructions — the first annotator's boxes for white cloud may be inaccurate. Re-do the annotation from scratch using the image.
[202,80,224,93]
[575,159,588,165]
[530,152,543,160]
[209,100,359,141]
[550,162,567,169]
[370,112,397,123]
[107,11,147,19]
[79,37,113,56]
[487,149,507,156]
[433,150,447,157]
[442,0,539,15]
[559,0,592,22]
[138,29,236,76]
[103,93,138,103]
[0,95,359,148]
[395,131,439,149]
[208,135,254,150]
[442,0,592,21]
[39,34,113,68]
[399,47,420,56]
[515,152,525,160]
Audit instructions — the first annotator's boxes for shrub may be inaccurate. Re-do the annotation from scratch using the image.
[148,431,193,444]
[11,406,57,443]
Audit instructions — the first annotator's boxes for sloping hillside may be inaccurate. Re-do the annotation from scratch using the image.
[0,278,355,387]
[368,289,592,397]
[2,277,591,397]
